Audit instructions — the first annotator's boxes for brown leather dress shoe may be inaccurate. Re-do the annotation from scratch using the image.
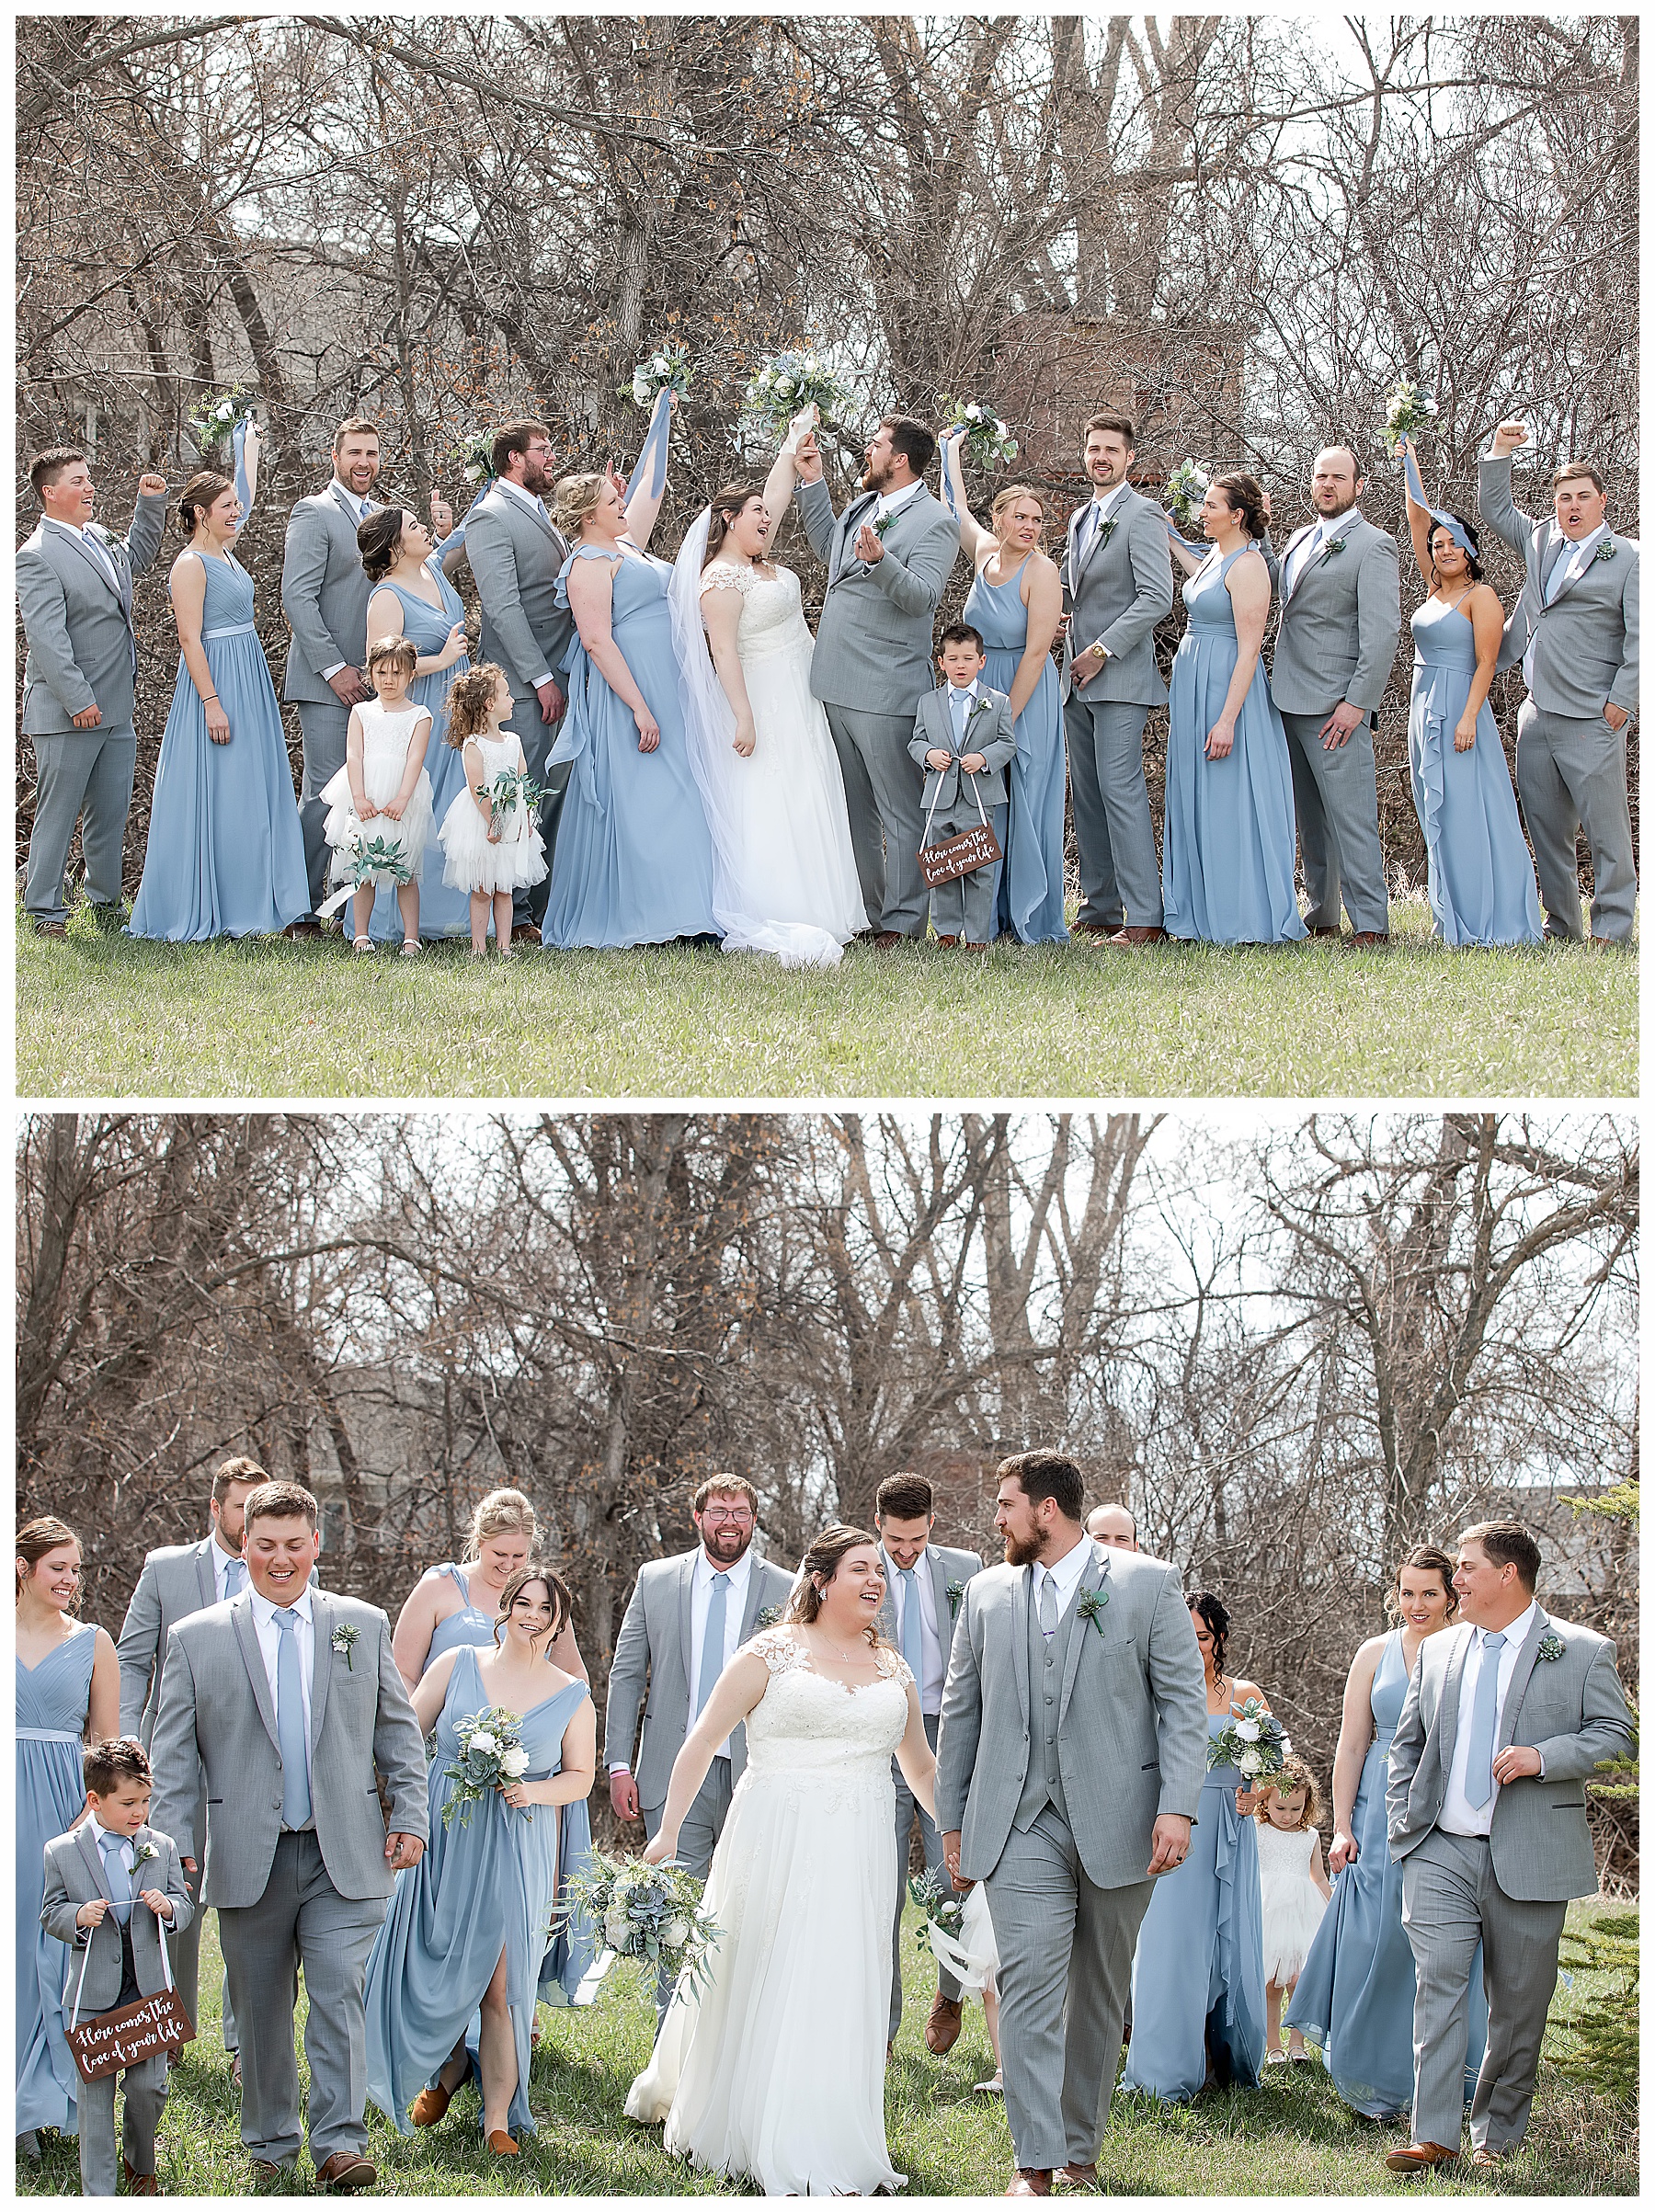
[934,934,960,948]
[282,918,323,939]
[509,922,541,945]
[410,2082,451,2126]
[1385,2141,1459,2173]
[485,2130,519,2156]
[314,2149,377,2191]
[925,1992,964,2054]
[873,930,907,949]
[1104,925,1168,947]
[33,919,68,938]
[1067,920,1118,939]
[1469,2146,1505,2169]
[1057,2162,1100,2190]
[123,2160,161,2195]
[1349,930,1390,948]
[251,2161,291,2187]
[1007,2172,1053,2197]
[1307,923,1342,939]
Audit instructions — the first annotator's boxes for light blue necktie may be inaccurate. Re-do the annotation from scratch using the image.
[1464,1631,1507,1809]
[696,1573,729,1717]
[1543,538,1576,606]
[952,690,971,745]
[99,1833,133,1924]
[1038,1568,1058,1648]
[223,1556,245,1600]
[899,1567,924,1684]
[274,1609,313,1829]
[535,496,552,527]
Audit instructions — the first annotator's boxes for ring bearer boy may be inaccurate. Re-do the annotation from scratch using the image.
[910,624,1018,950]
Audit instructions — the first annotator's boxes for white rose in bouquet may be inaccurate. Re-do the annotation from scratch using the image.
[499,1746,529,1778]
[653,353,670,374]
[605,1906,631,1946]
[1237,1748,1262,1774]
[1234,1717,1261,1741]
[632,371,651,405]
[663,1917,690,1949]
[468,1729,498,1757]
[775,374,794,396]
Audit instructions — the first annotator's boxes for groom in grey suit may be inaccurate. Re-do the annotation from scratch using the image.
[794,416,961,942]
[1385,1520,1633,2175]
[1478,425,1638,943]
[149,1481,427,2191]
[1270,445,1401,943]
[937,1452,1207,2195]
[465,420,576,937]
[17,447,168,934]
[1060,413,1176,945]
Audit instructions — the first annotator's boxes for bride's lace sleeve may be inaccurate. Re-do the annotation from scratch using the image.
[875,1645,916,1689]
[699,564,759,599]
[748,1626,809,1674]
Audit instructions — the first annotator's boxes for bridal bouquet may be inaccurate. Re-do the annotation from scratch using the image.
[939,396,1018,470]
[624,340,694,408]
[448,435,496,488]
[441,1705,531,1828]
[1208,1696,1290,1783]
[188,384,257,459]
[1164,457,1210,530]
[745,349,854,433]
[1383,378,1438,447]
[564,1852,722,1998]
[907,1866,966,1949]
[474,767,551,838]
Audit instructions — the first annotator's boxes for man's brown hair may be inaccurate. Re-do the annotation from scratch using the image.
[212,1455,268,1506]
[244,1480,319,1534]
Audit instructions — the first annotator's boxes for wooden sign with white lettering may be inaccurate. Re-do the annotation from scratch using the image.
[66,1988,194,2081]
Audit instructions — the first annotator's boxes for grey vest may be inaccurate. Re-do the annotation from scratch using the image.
[1013,1579,1079,1830]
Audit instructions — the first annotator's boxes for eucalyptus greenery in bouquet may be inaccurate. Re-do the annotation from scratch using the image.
[563,1851,722,1998]
[474,767,551,838]
[908,1865,966,1949]
[623,340,694,408]
[1384,378,1438,446]
[447,435,496,488]
[1207,1695,1290,1783]
[342,830,417,889]
[939,396,1018,469]
[745,349,854,434]
[188,384,256,459]
[440,1705,531,1828]
[1164,458,1210,530]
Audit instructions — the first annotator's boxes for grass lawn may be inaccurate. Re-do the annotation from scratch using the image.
[17,1897,1635,2196]
[15,897,1636,1099]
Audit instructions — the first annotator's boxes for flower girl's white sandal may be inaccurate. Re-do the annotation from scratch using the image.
[352,937,373,955]
[400,939,422,957]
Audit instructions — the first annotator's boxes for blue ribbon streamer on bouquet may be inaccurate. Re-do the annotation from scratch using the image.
[624,388,672,507]
[232,416,252,513]
[1163,513,1205,557]
[434,474,496,563]
[1400,441,1475,555]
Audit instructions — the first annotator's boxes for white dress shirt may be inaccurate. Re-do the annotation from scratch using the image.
[46,516,121,596]
[1438,1602,1539,1836]
[1033,1532,1094,1624]
[249,1583,315,1750]
[883,1546,945,1714]
[871,475,924,530]
[1282,518,1330,599]
[491,478,557,686]
[1079,479,1131,563]
[316,478,375,680]
[689,1546,753,1762]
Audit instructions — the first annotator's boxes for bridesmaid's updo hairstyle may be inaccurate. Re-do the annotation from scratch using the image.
[177,470,234,540]
[1186,1591,1231,1683]
[552,473,606,541]
[1385,1542,1459,1623]
[462,1487,538,1562]
[365,633,418,679]
[1210,472,1268,542]
[702,483,767,566]
[782,1522,893,1648]
[17,1516,81,1606]
[989,484,1046,539]
[494,1562,572,1650]
[358,506,410,583]
[445,663,507,751]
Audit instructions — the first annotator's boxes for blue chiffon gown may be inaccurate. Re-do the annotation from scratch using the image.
[541,547,719,948]
[363,1644,598,2140]
[128,551,310,940]
[17,1622,97,2138]
[419,1565,497,1676]
[1124,1711,1267,2101]
[1285,1631,1489,2116]
[1163,547,1307,945]
[963,561,1067,942]
[1406,596,1542,947]
[364,572,475,942]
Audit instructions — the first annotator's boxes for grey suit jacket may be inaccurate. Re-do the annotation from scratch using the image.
[936,1545,1208,1889]
[148,1591,428,1908]
[280,482,382,704]
[465,485,575,695]
[118,1535,318,1747]
[796,475,960,717]
[603,1547,797,1809]
[17,495,168,734]
[1477,456,1639,720]
[41,1821,195,2019]
[1387,1607,1635,1904]
[910,686,1018,809]
[1269,510,1400,717]
[1059,488,1175,709]
[872,1541,984,1681]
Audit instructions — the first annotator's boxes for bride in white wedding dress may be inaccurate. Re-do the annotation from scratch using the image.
[667,442,868,967]
[625,1525,938,2195]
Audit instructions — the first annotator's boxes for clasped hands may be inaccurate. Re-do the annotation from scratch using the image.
[77,1891,174,1928]
[926,748,988,774]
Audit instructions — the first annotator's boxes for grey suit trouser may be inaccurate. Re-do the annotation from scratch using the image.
[823,704,930,937]
[1063,698,1162,931]
[1514,701,1636,941]
[889,1711,961,2043]
[986,1807,1154,2171]
[172,1827,237,2054]
[643,1756,733,2024]
[1400,1830,1566,2153]
[294,700,351,921]
[76,2047,168,2195]
[507,690,571,930]
[25,724,137,922]
[218,1831,386,2166]
[1280,709,1389,934]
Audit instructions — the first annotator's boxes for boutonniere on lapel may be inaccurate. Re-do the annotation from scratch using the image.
[872,511,895,540]
[1075,1587,1110,1637]
[1592,540,1617,565]
[964,696,991,725]
[133,1840,160,1869]
[946,1579,966,1620]
[1323,534,1348,559]
[1096,515,1119,553]
[756,1605,783,1631]
[331,1623,360,1670]
[1536,1631,1567,1663]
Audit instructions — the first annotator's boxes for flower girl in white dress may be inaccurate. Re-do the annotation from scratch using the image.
[1255,1754,1332,2064]
[436,664,549,957]
[319,634,435,953]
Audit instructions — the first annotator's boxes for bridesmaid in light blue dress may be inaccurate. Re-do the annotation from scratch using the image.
[390,1491,588,1693]
[129,442,310,940]
[1163,474,1307,946]
[365,1572,598,2153]
[17,1518,121,2149]
[1287,1546,1488,2116]
[358,507,475,942]
[542,470,718,950]
[940,435,1068,941]
[1398,440,1542,946]
[1125,1594,1268,2102]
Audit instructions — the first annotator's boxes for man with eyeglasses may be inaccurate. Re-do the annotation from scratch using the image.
[605,1475,794,2023]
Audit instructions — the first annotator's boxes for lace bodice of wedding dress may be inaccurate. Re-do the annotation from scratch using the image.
[700,562,814,667]
[742,1629,912,1782]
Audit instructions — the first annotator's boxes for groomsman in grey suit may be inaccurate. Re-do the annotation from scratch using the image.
[1478,424,1638,943]
[149,1481,427,2192]
[937,1452,1207,2195]
[17,447,168,936]
[465,420,575,938]
[1059,413,1176,945]
[1270,445,1401,944]
[280,418,385,931]
[871,1473,983,2055]
[1385,1520,1634,2175]
[794,416,961,943]
[605,1475,794,2017]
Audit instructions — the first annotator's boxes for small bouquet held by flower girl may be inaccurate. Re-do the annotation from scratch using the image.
[564,1852,722,1998]
[441,1705,531,1829]
[474,767,551,840]
[1208,1696,1290,1784]
[340,828,417,892]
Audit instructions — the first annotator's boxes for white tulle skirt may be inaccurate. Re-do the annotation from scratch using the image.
[1260,1868,1328,1986]
[625,1760,903,2195]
